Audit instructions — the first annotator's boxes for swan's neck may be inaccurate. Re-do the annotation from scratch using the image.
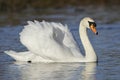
[79,23,97,62]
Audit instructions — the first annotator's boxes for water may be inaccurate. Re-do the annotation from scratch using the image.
[0,8,120,80]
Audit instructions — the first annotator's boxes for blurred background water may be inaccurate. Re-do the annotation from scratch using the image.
[0,0,120,80]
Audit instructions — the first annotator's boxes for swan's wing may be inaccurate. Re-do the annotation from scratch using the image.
[51,22,78,47]
[20,20,82,60]
[20,20,66,59]
[20,20,54,54]
[51,22,82,57]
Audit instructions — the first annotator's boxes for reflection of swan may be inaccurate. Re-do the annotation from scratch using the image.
[1,62,96,80]
[83,63,96,80]
[5,17,98,63]
[11,62,96,80]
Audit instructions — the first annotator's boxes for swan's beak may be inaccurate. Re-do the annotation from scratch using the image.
[90,24,98,35]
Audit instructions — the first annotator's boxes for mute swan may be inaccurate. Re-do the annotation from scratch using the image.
[4,17,98,63]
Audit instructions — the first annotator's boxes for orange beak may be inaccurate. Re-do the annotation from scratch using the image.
[90,24,98,35]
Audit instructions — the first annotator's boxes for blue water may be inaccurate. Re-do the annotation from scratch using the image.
[0,8,120,80]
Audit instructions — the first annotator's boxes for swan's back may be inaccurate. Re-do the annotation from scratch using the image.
[20,20,83,61]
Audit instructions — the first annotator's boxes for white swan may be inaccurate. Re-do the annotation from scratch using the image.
[4,17,98,63]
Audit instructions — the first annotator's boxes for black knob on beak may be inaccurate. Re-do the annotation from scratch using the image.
[96,32,98,35]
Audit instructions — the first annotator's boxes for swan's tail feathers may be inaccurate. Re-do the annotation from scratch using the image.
[4,50,34,62]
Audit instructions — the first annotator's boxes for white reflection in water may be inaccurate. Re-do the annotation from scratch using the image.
[10,62,96,80]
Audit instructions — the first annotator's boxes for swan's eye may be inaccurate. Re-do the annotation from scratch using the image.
[88,21,97,27]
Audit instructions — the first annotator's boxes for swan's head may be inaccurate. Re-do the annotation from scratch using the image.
[81,17,98,35]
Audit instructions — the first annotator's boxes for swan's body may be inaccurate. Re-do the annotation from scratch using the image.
[5,17,98,63]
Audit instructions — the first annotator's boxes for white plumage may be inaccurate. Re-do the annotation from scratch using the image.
[5,17,98,63]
